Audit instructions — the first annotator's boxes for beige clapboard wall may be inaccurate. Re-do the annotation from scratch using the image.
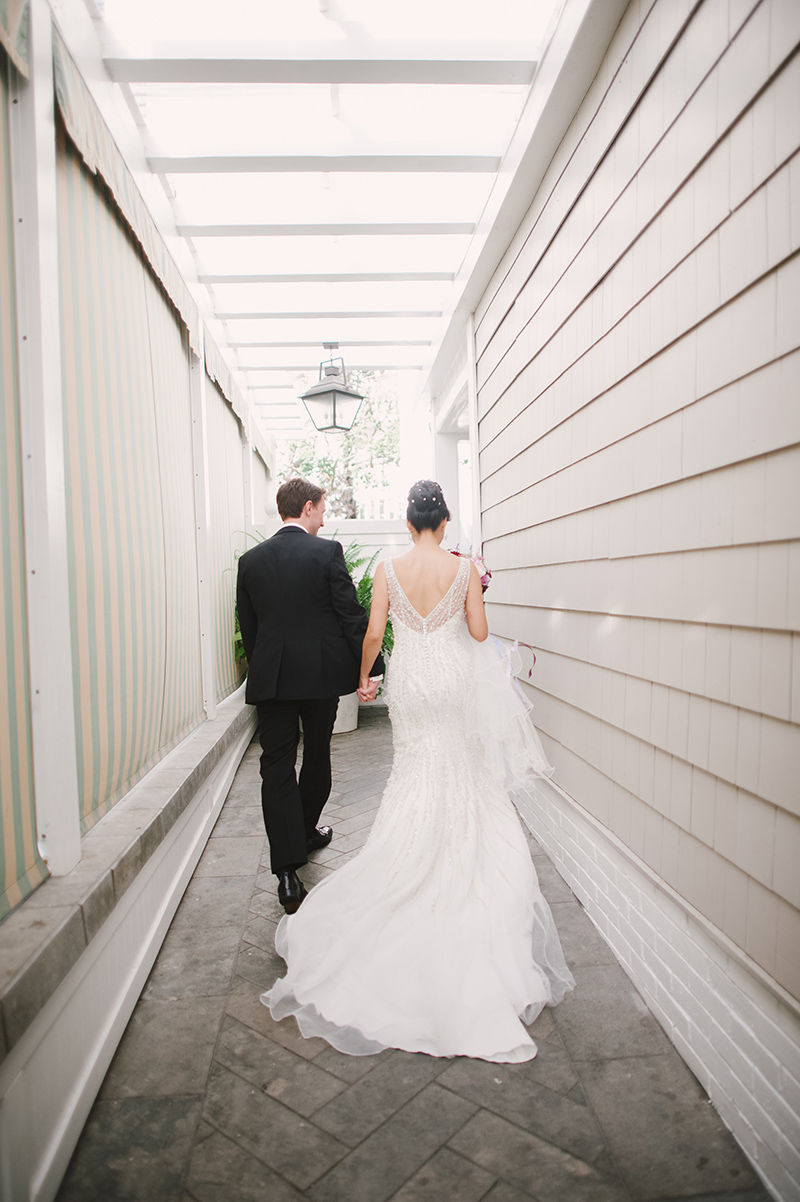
[476,0,800,1014]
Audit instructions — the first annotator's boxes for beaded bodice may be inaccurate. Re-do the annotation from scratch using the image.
[385,555,469,637]
[383,556,472,757]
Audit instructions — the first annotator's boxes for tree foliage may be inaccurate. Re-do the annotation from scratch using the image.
[284,370,400,519]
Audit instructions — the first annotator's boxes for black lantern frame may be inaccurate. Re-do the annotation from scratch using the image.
[299,350,364,432]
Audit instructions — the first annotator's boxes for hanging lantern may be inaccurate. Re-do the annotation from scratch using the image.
[299,345,364,432]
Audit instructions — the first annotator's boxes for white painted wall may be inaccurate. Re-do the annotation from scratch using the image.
[461,0,800,1196]
[320,518,410,564]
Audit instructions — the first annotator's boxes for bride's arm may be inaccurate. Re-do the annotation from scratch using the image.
[466,563,489,642]
[359,561,389,691]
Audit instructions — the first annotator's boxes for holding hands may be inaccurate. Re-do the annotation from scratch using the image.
[357,675,381,703]
[358,562,390,703]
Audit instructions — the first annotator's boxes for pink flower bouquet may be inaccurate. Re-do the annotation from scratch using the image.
[450,548,492,593]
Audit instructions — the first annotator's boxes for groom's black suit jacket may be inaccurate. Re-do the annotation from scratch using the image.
[236,525,381,703]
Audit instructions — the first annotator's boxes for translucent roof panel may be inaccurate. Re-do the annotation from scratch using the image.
[102,0,557,56]
[169,171,497,227]
[135,83,529,158]
[237,344,429,369]
[98,0,565,441]
[222,316,436,340]
[192,235,471,276]
[206,280,454,312]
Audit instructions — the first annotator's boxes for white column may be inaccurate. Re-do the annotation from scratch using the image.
[241,411,254,539]
[466,313,483,552]
[398,372,434,481]
[189,339,217,720]
[433,431,463,542]
[9,0,81,874]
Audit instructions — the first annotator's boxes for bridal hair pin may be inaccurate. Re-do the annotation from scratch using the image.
[409,481,444,506]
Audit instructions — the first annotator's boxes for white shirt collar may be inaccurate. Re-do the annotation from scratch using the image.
[282,520,309,532]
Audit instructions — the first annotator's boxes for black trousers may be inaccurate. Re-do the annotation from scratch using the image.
[256,696,339,874]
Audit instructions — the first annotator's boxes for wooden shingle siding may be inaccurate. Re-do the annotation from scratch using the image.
[474,0,800,1001]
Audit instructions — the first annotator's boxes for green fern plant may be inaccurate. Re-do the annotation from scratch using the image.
[340,537,394,660]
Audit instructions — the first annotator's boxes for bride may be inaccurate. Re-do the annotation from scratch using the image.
[262,481,574,1063]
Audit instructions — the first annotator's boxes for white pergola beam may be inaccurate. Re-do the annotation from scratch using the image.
[244,364,424,372]
[177,223,475,236]
[150,155,499,173]
[106,59,535,85]
[228,340,432,347]
[216,310,442,318]
[200,272,453,283]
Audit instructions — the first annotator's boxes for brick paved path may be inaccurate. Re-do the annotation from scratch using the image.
[57,709,767,1202]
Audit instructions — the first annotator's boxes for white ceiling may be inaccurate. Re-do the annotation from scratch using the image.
[94,0,565,439]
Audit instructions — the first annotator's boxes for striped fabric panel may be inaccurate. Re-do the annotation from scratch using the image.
[57,128,168,832]
[251,453,271,532]
[205,380,247,701]
[0,58,48,918]
[142,272,204,748]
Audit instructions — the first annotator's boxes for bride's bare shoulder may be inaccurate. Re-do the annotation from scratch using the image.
[392,548,458,577]
[438,547,462,577]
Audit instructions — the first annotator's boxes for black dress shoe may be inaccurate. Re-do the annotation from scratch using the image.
[306,825,333,852]
[277,870,307,915]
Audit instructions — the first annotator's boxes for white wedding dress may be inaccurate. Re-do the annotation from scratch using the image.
[262,556,574,1062]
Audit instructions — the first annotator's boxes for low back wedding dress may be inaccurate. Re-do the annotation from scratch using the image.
[262,554,574,1063]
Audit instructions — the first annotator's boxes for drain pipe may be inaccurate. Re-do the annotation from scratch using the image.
[466,312,483,554]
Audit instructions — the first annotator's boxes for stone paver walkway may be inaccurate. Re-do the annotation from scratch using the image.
[57,709,768,1202]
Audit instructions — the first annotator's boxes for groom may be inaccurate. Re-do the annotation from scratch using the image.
[236,478,383,913]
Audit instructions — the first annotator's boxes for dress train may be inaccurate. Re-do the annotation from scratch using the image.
[262,556,574,1062]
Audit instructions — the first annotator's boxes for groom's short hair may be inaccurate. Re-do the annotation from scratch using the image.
[276,478,326,519]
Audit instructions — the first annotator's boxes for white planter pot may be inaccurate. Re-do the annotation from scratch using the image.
[332,691,359,734]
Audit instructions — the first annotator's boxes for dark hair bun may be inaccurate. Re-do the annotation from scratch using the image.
[409,485,440,507]
[407,479,451,532]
